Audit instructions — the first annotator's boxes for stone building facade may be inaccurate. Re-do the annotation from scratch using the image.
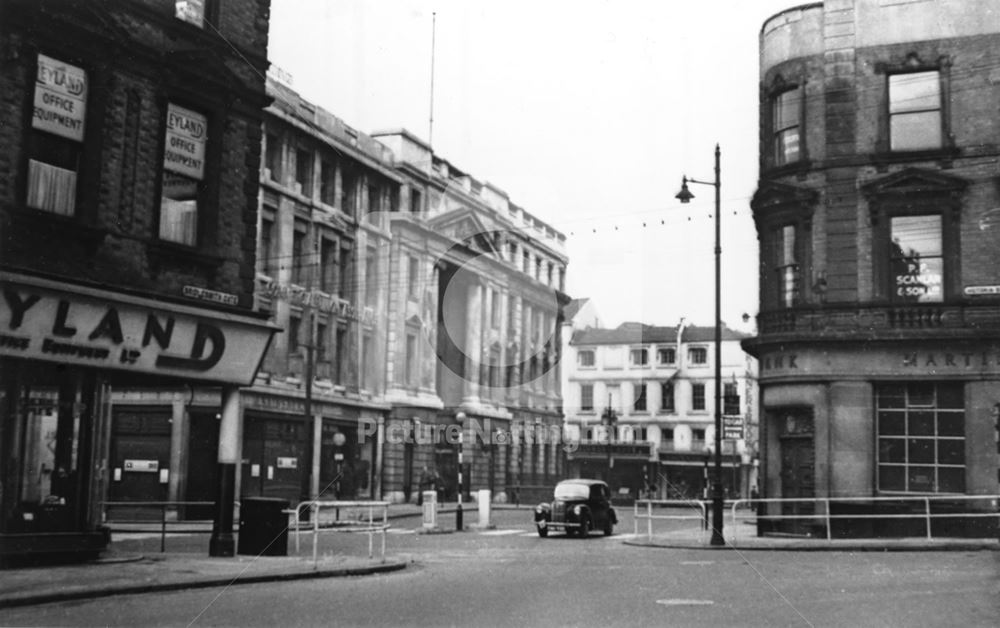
[375,129,570,505]
[0,0,275,561]
[745,0,1000,536]
[562,321,757,501]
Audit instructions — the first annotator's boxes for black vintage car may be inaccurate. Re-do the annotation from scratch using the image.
[534,479,617,538]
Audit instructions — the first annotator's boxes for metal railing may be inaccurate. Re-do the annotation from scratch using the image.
[729,495,1000,542]
[101,500,215,552]
[633,500,708,539]
[635,495,1000,543]
[286,500,391,564]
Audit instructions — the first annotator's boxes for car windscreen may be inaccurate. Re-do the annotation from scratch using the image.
[553,483,590,500]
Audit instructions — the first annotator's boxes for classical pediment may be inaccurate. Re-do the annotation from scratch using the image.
[427,209,500,257]
[751,180,818,212]
[862,167,968,200]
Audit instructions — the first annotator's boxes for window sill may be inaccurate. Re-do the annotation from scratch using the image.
[871,147,960,170]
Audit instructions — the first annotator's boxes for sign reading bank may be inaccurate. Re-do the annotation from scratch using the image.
[0,273,275,385]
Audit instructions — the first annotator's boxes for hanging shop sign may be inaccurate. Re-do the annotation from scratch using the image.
[0,272,277,385]
[33,54,87,142]
[723,416,744,440]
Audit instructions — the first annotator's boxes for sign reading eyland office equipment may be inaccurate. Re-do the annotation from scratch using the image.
[0,273,275,385]
[33,54,88,142]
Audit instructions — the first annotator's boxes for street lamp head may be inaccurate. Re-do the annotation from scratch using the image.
[675,176,695,204]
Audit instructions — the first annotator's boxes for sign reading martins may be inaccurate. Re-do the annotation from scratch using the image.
[0,273,276,385]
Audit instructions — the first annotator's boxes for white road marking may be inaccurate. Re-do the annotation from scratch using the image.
[387,528,416,534]
[679,560,714,566]
[479,529,524,536]
[656,599,715,606]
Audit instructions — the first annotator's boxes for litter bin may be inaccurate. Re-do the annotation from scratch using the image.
[238,497,289,556]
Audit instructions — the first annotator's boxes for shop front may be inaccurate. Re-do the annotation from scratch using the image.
[567,442,656,504]
[0,272,275,564]
[756,341,1000,538]
[240,391,385,509]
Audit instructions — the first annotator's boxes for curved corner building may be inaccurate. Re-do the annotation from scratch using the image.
[744,0,1000,537]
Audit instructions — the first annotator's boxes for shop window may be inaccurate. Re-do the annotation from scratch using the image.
[633,383,647,412]
[772,88,801,166]
[630,348,648,366]
[890,215,943,303]
[876,382,964,493]
[27,54,88,216]
[688,347,707,365]
[691,383,706,411]
[657,347,675,365]
[160,103,208,246]
[889,71,941,152]
[580,384,594,411]
[776,224,799,308]
[660,381,675,412]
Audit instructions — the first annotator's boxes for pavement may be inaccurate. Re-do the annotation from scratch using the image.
[623,524,1000,552]
[1,501,997,609]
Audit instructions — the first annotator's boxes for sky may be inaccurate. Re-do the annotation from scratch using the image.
[267,0,801,332]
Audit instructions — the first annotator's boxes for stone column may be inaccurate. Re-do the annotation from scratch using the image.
[462,279,482,405]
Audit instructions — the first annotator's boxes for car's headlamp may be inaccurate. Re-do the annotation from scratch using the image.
[573,505,583,516]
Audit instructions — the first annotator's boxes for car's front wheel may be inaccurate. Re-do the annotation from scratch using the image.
[536,521,548,537]
[578,517,591,538]
[603,519,614,536]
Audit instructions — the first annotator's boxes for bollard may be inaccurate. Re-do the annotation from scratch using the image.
[477,489,491,528]
[422,490,438,529]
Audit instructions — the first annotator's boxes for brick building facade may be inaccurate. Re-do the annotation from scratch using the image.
[0,0,275,562]
[745,0,1000,537]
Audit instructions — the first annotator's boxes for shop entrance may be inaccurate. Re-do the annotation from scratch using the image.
[777,408,815,535]
[184,411,218,520]
[109,409,170,521]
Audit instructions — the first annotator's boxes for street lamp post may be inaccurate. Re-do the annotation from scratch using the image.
[676,143,725,546]
[456,411,466,531]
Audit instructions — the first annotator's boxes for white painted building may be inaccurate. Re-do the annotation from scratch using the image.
[562,320,758,500]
